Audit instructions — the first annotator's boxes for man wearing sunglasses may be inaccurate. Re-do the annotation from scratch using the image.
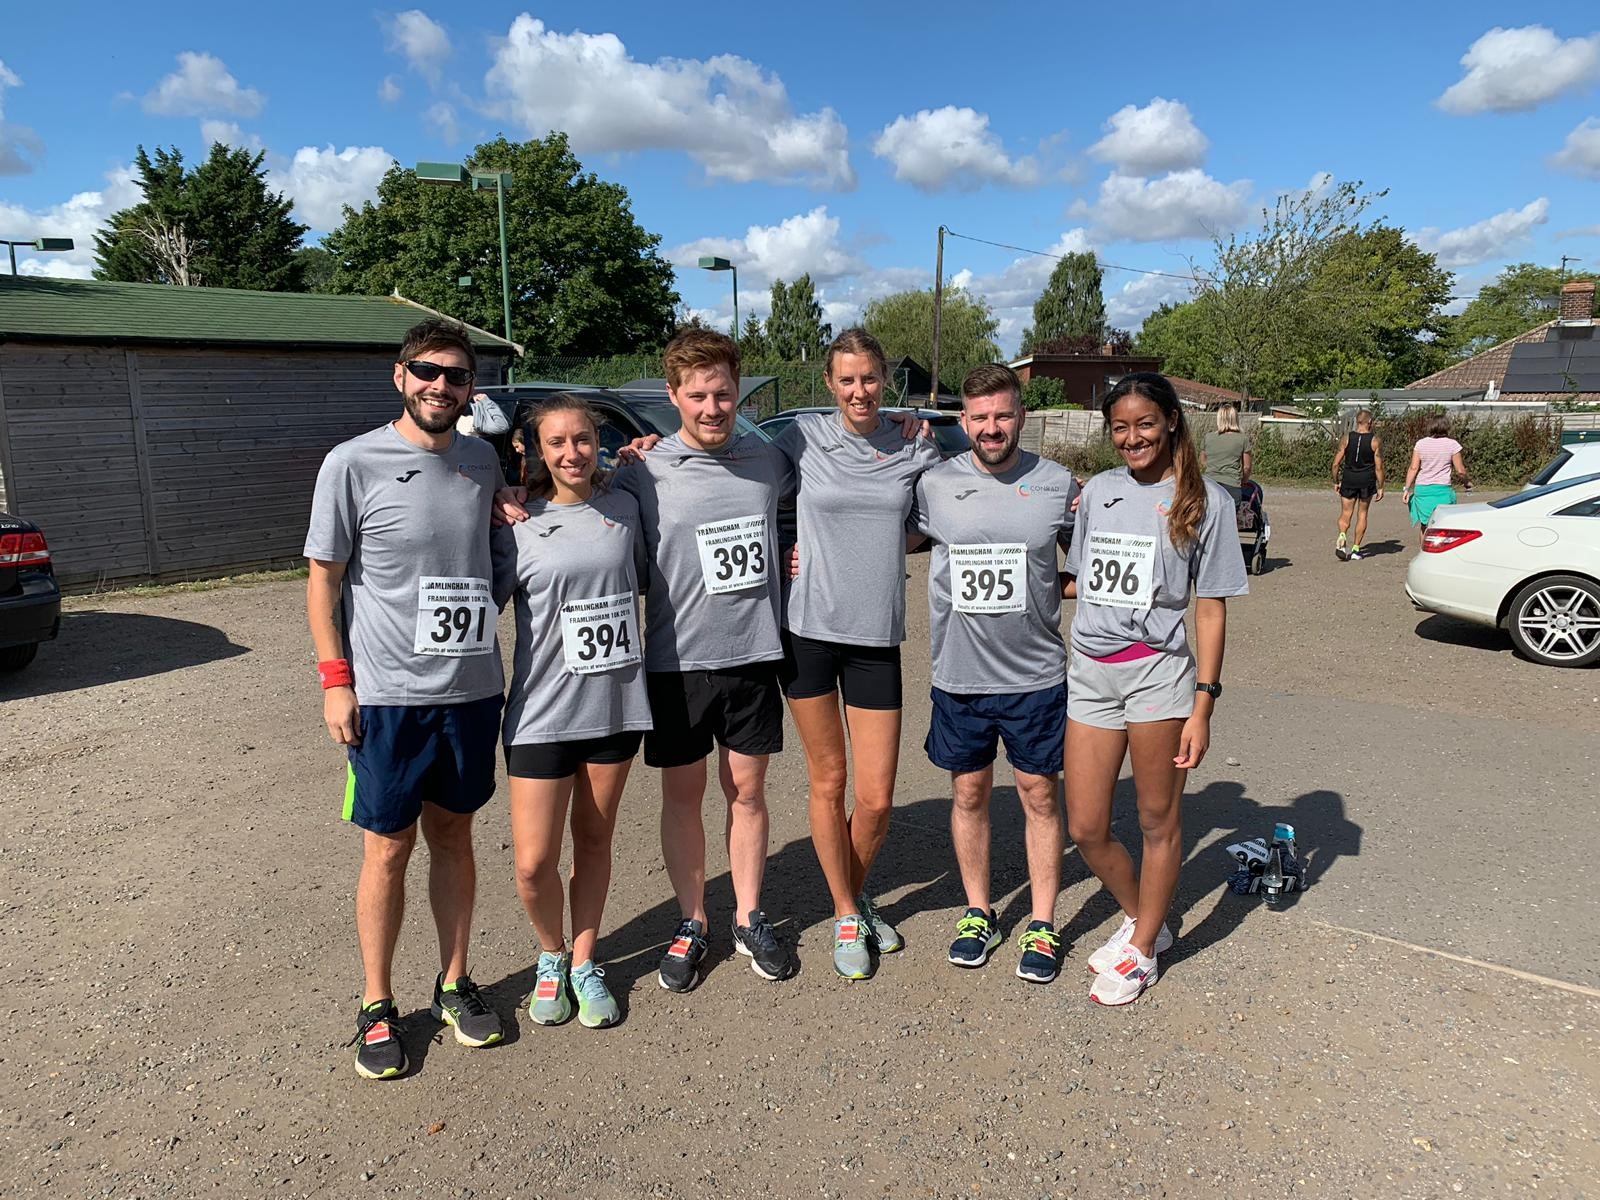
[305,318,508,1080]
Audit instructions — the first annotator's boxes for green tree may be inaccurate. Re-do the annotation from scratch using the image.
[322,134,679,356]
[1134,298,1218,382]
[765,274,831,360]
[1021,376,1065,411]
[1448,262,1600,359]
[1020,252,1106,354]
[863,285,1001,391]
[295,244,337,292]
[738,312,769,356]
[1189,178,1383,401]
[94,144,307,290]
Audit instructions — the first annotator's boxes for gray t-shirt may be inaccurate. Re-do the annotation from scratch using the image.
[1064,468,1249,658]
[611,431,796,671]
[304,423,505,706]
[911,451,1079,695]
[776,412,942,647]
[491,488,652,744]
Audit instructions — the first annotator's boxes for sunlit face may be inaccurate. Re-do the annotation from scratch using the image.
[668,363,739,451]
[827,352,885,431]
[536,409,597,492]
[393,347,473,435]
[961,390,1024,467]
[1107,393,1177,476]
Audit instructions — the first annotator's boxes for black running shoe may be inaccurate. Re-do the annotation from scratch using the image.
[657,918,708,993]
[947,907,1001,968]
[732,910,793,981]
[1015,920,1063,983]
[348,999,407,1080]
[430,974,504,1047]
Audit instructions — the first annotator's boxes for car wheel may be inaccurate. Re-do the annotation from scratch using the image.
[1505,574,1600,668]
[0,642,39,671]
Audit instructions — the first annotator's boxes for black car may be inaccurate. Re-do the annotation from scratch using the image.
[757,406,971,459]
[476,384,770,478]
[0,511,60,671]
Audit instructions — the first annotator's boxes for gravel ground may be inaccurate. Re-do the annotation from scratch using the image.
[1,486,1595,1199]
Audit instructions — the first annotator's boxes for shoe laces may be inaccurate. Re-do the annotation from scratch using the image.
[346,1002,395,1048]
[444,976,492,1018]
[1018,926,1061,955]
[836,915,868,946]
[572,964,610,1003]
[954,913,993,940]
[535,952,566,983]
[740,912,780,955]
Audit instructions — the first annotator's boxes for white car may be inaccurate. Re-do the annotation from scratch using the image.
[1406,472,1600,668]
[1525,442,1600,490]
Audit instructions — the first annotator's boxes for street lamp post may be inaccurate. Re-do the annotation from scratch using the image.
[4,237,74,275]
[697,255,739,343]
[415,162,515,369]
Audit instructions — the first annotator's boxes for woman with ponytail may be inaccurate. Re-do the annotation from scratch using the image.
[1061,372,1248,1005]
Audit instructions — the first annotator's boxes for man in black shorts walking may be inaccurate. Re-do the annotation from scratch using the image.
[1332,409,1384,560]
[305,319,507,1079]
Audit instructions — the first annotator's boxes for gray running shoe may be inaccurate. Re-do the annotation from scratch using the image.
[431,974,504,1047]
[571,960,620,1028]
[857,893,903,953]
[528,950,573,1026]
[832,914,871,980]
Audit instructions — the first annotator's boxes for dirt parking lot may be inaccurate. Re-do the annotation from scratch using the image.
[1,486,1596,1199]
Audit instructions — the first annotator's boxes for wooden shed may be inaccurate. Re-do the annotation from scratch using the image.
[0,277,518,590]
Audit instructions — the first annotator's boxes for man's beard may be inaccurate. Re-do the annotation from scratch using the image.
[405,390,462,434]
[972,429,1018,466]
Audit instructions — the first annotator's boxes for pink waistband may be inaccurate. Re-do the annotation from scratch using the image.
[1088,641,1160,664]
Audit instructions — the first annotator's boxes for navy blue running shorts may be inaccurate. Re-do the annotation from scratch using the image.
[924,683,1067,778]
[343,694,503,834]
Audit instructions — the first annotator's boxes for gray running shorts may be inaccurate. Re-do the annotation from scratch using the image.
[1067,649,1196,730]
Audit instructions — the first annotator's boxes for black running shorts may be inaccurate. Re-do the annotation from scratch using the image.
[644,663,784,768]
[1339,472,1378,501]
[504,730,644,780]
[778,631,902,710]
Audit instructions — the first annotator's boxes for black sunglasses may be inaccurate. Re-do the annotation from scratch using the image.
[402,359,475,387]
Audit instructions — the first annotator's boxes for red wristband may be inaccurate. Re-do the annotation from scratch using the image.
[317,658,354,690]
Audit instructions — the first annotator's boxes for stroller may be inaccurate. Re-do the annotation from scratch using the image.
[1236,480,1269,576]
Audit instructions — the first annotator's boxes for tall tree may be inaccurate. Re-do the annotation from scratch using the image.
[1188,178,1383,401]
[322,134,679,356]
[1447,262,1600,359]
[94,144,307,290]
[1134,298,1220,383]
[1020,252,1106,354]
[863,286,1002,391]
[738,312,770,357]
[765,274,831,361]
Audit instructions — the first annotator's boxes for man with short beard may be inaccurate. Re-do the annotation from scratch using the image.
[908,363,1079,984]
[305,319,507,1079]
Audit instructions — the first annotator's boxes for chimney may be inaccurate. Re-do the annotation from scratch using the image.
[1560,280,1595,322]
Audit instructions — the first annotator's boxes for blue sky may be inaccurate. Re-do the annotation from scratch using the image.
[2,3,1598,355]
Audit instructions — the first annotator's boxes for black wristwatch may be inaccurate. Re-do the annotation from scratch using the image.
[1195,682,1222,699]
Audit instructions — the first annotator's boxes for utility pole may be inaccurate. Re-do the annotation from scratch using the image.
[1561,255,1581,284]
[930,225,945,408]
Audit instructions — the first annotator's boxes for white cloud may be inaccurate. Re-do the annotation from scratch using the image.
[484,15,854,189]
[668,207,865,293]
[945,230,1097,355]
[1105,272,1193,332]
[1555,223,1600,239]
[268,145,395,232]
[1437,26,1600,114]
[872,106,1042,191]
[0,58,43,175]
[0,164,143,277]
[1087,98,1208,174]
[383,10,451,86]
[424,102,460,144]
[1550,117,1600,178]
[378,75,403,104]
[1072,170,1252,242]
[143,51,264,118]
[1416,198,1550,268]
[198,120,263,153]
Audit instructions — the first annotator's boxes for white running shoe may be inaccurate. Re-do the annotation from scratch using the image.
[1089,944,1158,1006]
[1085,917,1173,974]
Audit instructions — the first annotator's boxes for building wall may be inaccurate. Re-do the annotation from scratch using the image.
[1016,356,1163,408]
[0,341,509,589]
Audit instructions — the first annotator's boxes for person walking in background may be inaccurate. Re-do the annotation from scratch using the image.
[1200,403,1250,503]
[1331,410,1384,561]
[1403,416,1471,545]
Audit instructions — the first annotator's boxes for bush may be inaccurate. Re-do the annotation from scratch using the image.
[1250,408,1562,488]
[1022,377,1065,411]
[1041,436,1123,478]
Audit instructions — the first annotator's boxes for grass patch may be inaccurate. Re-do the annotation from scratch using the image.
[65,566,309,605]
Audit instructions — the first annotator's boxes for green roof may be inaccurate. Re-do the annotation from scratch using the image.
[0,276,520,353]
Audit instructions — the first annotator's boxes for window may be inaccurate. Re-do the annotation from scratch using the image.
[1489,472,1600,508]
[1555,495,1600,518]
[1527,450,1571,488]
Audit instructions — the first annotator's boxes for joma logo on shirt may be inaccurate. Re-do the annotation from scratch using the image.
[538,526,562,538]
[955,489,978,500]
[395,470,421,483]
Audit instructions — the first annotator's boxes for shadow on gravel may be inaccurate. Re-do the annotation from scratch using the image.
[1413,613,1509,654]
[0,610,250,699]
[1350,537,1405,558]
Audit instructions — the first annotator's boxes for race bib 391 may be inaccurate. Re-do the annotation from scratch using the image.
[414,576,494,655]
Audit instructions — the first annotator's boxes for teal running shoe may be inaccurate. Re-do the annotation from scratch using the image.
[857,893,903,953]
[571,960,620,1029]
[528,950,573,1026]
[832,914,872,979]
